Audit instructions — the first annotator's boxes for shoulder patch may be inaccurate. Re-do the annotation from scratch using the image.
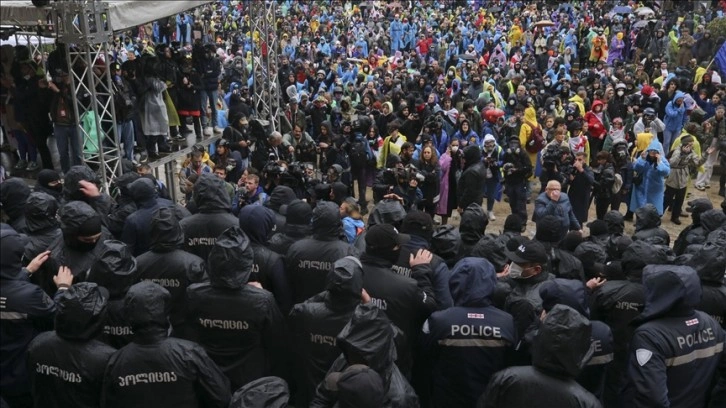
[636,348,653,366]
[685,318,699,327]
[468,313,485,319]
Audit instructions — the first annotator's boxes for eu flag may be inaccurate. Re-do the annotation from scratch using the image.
[716,42,726,77]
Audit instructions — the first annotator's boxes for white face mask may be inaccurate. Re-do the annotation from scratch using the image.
[617,90,625,96]
[508,262,524,279]
[451,146,459,153]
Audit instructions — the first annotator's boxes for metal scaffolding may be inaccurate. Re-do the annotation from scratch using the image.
[54,0,120,192]
[248,0,280,133]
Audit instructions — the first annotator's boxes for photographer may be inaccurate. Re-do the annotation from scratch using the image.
[210,139,243,184]
[501,136,533,228]
[481,135,504,221]
[231,173,268,215]
[222,114,251,170]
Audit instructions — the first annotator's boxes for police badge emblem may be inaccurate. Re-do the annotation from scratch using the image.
[636,348,653,366]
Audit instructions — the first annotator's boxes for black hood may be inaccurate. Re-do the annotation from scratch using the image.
[128,177,158,207]
[450,257,496,307]
[312,201,342,239]
[634,204,661,231]
[36,169,64,199]
[239,205,276,245]
[0,178,31,219]
[462,145,482,169]
[112,172,141,201]
[337,303,397,386]
[470,234,509,272]
[459,204,487,244]
[63,165,100,202]
[574,241,607,267]
[700,209,726,234]
[24,192,59,232]
[265,186,296,212]
[55,282,109,341]
[87,240,138,298]
[124,281,171,333]
[431,224,461,263]
[603,210,624,235]
[688,198,713,225]
[207,226,254,289]
[150,207,184,252]
[687,238,726,284]
[330,182,349,205]
[0,225,28,279]
[539,278,590,317]
[193,174,232,213]
[229,376,289,408]
[60,201,101,236]
[326,256,364,310]
[367,200,406,228]
[621,240,673,281]
[532,304,593,378]
[636,265,702,323]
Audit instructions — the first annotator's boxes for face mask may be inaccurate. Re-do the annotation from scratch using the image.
[544,81,551,87]
[64,234,98,252]
[485,145,494,152]
[549,104,555,110]
[617,90,625,96]
[23,75,31,80]
[540,89,545,94]
[451,146,459,153]
[378,246,401,264]
[508,262,525,279]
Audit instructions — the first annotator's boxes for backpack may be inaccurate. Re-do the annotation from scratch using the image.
[349,138,369,168]
[611,173,623,194]
[525,121,546,153]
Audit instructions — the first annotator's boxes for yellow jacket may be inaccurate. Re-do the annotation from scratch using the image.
[519,106,540,170]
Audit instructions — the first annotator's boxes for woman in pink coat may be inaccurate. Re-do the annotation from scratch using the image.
[436,139,463,224]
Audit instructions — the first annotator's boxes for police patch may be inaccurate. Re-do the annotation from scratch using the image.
[636,349,653,366]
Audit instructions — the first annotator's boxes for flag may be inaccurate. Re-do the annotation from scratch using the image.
[716,42,726,78]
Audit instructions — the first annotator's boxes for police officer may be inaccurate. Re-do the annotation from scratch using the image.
[186,227,286,392]
[102,281,231,408]
[285,202,359,304]
[422,257,516,408]
[27,282,115,408]
[288,256,365,407]
[136,207,207,338]
[626,265,726,408]
[180,174,238,262]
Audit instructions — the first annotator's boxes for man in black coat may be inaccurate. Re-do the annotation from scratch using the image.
[186,227,286,392]
[285,202,359,304]
[269,199,313,255]
[0,178,30,233]
[22,192,62,263]
[27,282,115,408]
[136,207,207,338]
[288,256,365,407]
[501,136,533,228]
[102,281,231,408]
[456,145,486,212]
[180,174,238,262]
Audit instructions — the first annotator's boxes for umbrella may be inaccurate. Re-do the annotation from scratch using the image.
[633,19,655,29]
[611,6,632,14]
[533,20,556,28]
[457,53,478,61]
[636,6,655,16]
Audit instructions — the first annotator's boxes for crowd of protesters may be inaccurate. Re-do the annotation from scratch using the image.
[1,1,726,408]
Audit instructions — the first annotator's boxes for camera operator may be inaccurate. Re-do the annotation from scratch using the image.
[540,130,569,192]
[231,173,268,216]
[210,139,243,184]
[223,114,251,170]
[501,136,533,229]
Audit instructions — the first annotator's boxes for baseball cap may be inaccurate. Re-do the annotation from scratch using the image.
[365,224,409,250]
[505,237,548,264]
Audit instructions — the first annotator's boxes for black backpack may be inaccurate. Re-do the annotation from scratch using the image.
[349,139,369,168]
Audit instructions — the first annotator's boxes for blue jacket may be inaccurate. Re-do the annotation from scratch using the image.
[342,216,364,244]
[630,139,670,215]
[533,191,581,233]
[422,257,516,408]
[392,234,453,310]
[121,178,178,256]
[664,91,687,133]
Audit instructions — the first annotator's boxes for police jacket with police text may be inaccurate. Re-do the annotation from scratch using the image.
[626,265,726,408]
[186,227,287,391]
[422,258,516,408]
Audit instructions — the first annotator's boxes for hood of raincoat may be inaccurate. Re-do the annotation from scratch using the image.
[63,165,101,202]
[0,178,30,220]
[124,281,171,332]
[367,200,407,228]
[87,240,138,298]
[539,278,590,317]
[326,256,364,310]
[621,240,673,281]
[687,238,726,285]
[265,186,296,213]
[337,303,397,386]
[128,177,158,207]
[193,173,232,213]
[150,207,184,252]
[459,204,488,244]
[531,304,593,378]
[55,282,109,341]
[462,145,482,170]
[24,192,59,232]
[229,376,289,408]
[0,224,28,279]
[207,226,254,289]
[431,224,461,263]
[604,210,624,235]
[312,201,343,239]
[239,205,276,245]
[688,198,713,225]
[60,201,103,251]
[449,257,496,307]
[700,209,726,234]
[331,182,350,205]
[636,265,702,323]
[112,172,141,202]
[523,105,538,124]
[634,203,662,231]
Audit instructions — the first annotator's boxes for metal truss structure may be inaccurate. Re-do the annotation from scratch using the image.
[248,0,280,133]
[55,0,120,192]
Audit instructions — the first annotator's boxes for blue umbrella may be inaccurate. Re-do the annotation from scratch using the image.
[612,6,633,14]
